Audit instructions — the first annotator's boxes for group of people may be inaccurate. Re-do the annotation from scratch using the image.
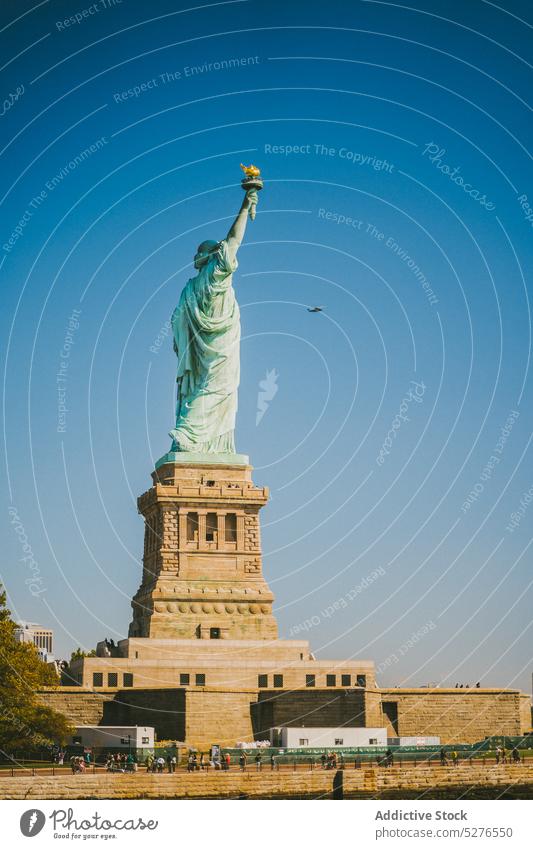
[105,752,137,772]
[377,749,394,768]
[144,754,176,773]
[187,751,233,771]
[69,751,92,773]
[495,746,521,764]
[438,746,521,766]
[70,756,88,773]
[319,752,345,770]
[237,752,261,771]
[62,743,527,776]
[440,748,458,766]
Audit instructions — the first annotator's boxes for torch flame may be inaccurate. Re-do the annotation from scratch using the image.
[240,163,261,178]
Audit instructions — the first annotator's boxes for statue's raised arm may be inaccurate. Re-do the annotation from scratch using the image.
[167,168,262,458]
[225,188,258,260]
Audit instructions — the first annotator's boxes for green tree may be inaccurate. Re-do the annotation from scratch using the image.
[70,647,96,661]
[0,586,72,754]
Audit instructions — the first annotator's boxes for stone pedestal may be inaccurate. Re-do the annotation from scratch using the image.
[60,454,531,749]
[128,459,278,641]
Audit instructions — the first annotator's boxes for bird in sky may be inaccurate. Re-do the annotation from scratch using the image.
[307,306,324,313]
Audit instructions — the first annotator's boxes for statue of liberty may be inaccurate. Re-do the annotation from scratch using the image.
[168,168,261,455]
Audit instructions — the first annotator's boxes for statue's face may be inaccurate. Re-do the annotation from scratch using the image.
[194,240,219,269]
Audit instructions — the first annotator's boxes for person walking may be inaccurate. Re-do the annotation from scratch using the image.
[166,754,172,774]
[255,752,262,772]
[320,753,327,770]
[451,750,458,767]
[270,753,276,771]
[440,747,448,766]
[171,755,177,773]
[239,752,247,771]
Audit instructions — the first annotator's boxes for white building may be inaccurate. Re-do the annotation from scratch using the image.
[72,726,155,750]
[14,621,54,661]
[274,727,387,748]
[388,736,440,746]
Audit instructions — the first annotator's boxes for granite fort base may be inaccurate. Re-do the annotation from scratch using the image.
[53,458,530,749]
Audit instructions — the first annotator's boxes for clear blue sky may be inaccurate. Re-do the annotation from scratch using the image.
[1,0,532,693]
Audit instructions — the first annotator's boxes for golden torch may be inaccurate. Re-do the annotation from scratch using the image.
[240,163,263,221]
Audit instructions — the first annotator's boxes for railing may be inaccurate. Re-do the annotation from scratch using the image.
[1,753,529,777]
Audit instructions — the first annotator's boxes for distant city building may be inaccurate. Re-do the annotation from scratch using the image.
[14,622,54,661]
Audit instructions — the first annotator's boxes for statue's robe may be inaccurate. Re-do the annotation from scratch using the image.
[170,240,240,453]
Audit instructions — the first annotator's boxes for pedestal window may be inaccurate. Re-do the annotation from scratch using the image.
[225,513,237,542]
[206,512,217,543]
[187,512,199,542]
